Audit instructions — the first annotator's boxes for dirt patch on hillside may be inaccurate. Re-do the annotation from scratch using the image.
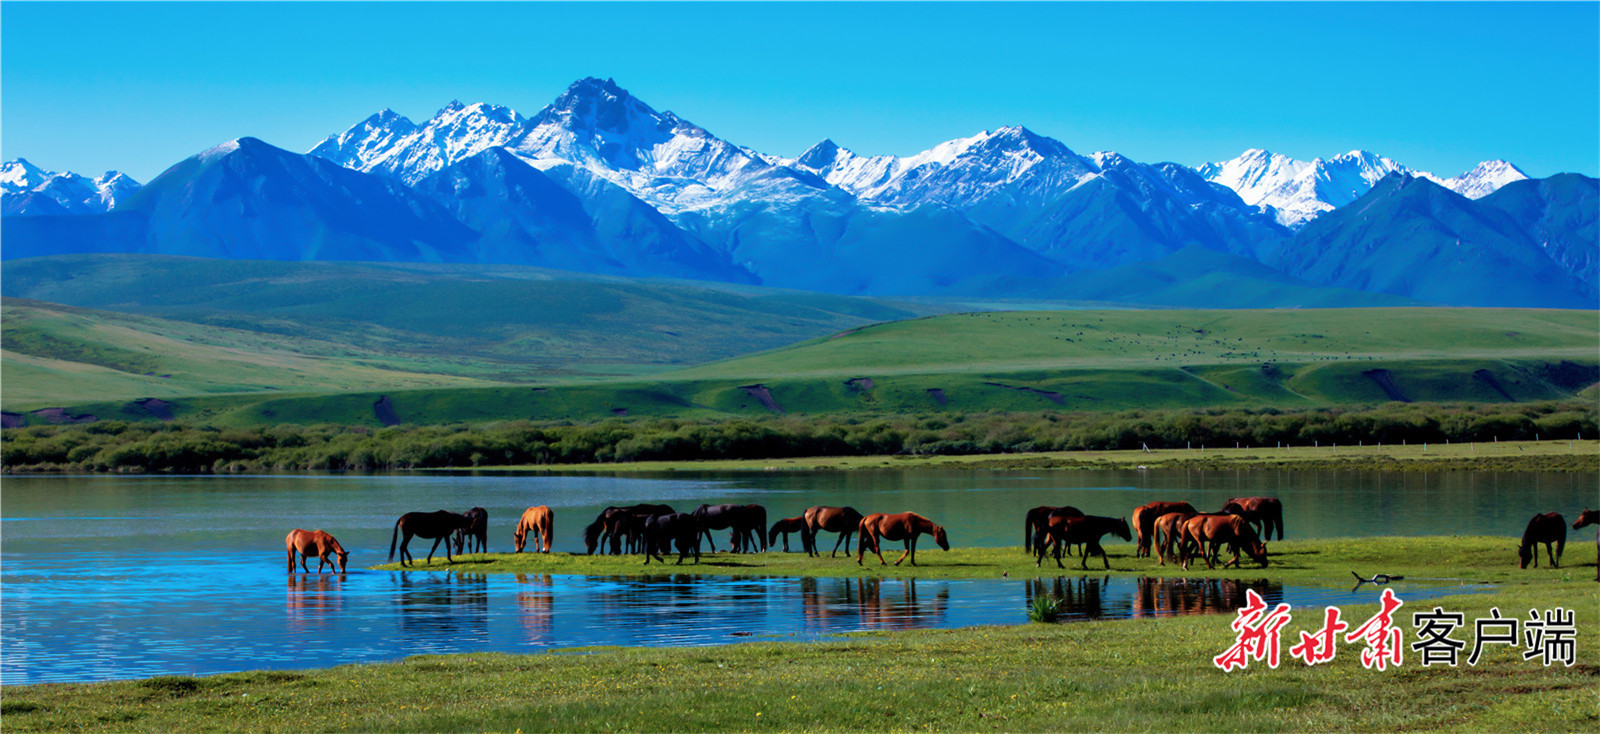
[738,385,784,413]
[845,378,875,393]
[30,408,97,424]
[1362,369,1410,403]
[926,388,947,406]
[982,382,1066,405]
[1,412,25,428]
[373,396,401,427]
[611,408,629,417]
[128,398,175,421]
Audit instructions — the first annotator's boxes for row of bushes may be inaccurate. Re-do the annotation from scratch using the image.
[2,401,1594,473]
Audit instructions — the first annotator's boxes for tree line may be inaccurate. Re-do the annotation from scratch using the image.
[2,401,1593,474]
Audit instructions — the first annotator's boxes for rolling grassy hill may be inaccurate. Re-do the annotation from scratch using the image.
[6,305,1594,428]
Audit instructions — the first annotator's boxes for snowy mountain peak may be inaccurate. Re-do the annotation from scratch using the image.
[1,159,50,192]
[1439,159,1529,199]
[795,139,845,171]
[1,157,143,215]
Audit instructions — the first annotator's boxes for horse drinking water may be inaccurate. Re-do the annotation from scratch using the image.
[389,510,475,567]
[453,507,489,555]
[286,529,348,573]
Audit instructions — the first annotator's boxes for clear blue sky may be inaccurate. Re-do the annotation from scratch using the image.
[4,2,1596,183]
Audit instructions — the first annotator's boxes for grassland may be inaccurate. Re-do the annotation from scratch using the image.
[6,537,1596,732]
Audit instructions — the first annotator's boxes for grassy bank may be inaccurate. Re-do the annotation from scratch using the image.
[370,537,1600,585]
[469,437,1600,475]
[4,577,1594,731]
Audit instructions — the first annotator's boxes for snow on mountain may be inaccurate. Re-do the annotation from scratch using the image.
[1,158,144,216]
[1199,149,1529,228]
[310,102,526,185]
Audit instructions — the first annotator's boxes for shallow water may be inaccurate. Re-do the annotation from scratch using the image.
[1,468,1579,684]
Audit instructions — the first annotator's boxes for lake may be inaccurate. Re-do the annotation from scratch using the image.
[2,468,1587,684]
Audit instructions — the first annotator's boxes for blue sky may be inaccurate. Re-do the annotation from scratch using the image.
[3,2,1596,183]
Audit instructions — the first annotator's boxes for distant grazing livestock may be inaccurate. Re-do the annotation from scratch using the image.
[1574,509,1599,582]
[454,507,489,555]
[768,516,811,553]
[643,513,701,565]
[1519,512,1566,569]
[857,512,950,566]
[1023,505,1082,555]
[513,506,554,554]
[694,504,767,552]
[389,510,475,567]
[1221,497,1284,541]
[286,529,348,573]
[805,506,865,558]
[1034,515,1131,570]
[1179,514,1267,571]
[1131,501,1197,558]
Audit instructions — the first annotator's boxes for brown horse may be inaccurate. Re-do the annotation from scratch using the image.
[1034,515,1131,570]
[286,529,348,573]
[453,507,489,555]
[1023,505,1083,554]
[1574,509,1599,582]
[389,510,475,567]
[1132,501,1198,558]
[1152,509,1199,565]
[857,512,950,566]
[512,506,555,554]
[1179,514,1267,571]
[768,516,811,553]
[1519,512,1566,569]
[805,506,865,558]
[1221,497,1284,541]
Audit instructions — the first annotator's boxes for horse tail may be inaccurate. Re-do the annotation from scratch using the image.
[1274,504,1284,541]
[544,510,555,553]
[389,516,402,562]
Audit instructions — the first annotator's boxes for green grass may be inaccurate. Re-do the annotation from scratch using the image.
[5,537,1595,732]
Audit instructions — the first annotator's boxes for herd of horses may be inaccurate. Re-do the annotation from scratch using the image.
[281,495,1600,579]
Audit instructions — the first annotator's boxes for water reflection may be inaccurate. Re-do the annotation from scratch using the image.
[1023,576,1303,621]
[798,578,951,630]
[285,573,345,631]
[513,574,554,643]
[397,572,489,640]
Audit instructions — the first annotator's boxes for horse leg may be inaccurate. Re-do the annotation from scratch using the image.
[895,537,915,566]
[832,530,848,558]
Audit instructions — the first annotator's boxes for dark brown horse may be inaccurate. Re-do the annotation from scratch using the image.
[1574,509,1599,582]
[1034,515,1131,570]
[1152,509,1199,565]
[286,529,348,573]
[512,505,554,554]
[643,512,701,565]
[583,504,674,554]
[389,510,475,567]
[1519,512,1566,569]
[768,516,811,553]
[1023,505,1082,554]
[693,504,767,552]
[1132,501,1198,558]
[805,506,865,558]
[1221,497,1284,541]
[1178,514,1267,571]
[453,507,488,555]
[857,512,950,566]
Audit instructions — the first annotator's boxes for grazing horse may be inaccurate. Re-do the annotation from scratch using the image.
[1573,509,1599,582]
[643,512,701,565]
[1152,509,1199,565]
[768,516,811,553]
[1023,505,1082,554]
[389,510,475,567]
[1034,515,1131,570]
[1132,501,1198,558]
[805,506,865,558]
[512,506,555,554]
[286,529,348,573]
[1179,514,1268,571]
[694,504,767,553]
[1221,497,1284,541]
[857,512,950,566]
[583,504,674,555]
[1519,512,1566,569]
[453,507,489,555]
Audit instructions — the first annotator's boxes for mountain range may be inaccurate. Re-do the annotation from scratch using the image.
[3,77,1593,308]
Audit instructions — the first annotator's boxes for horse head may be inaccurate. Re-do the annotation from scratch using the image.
[1114,518,1132,542]
[1220,501,1245,515]
[1517,542,1533,569]
[335,548,350,573]
[582,519,604,555]
[1575,509,1600,530]
[933,525,950,551]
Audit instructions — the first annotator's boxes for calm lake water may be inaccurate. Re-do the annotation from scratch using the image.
[2,468,1586,684]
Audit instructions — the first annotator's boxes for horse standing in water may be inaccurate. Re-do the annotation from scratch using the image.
[1023,505,1082,555]
[1574,509,1599,582]
[1178,514,1268,571]
[1034,515,1131,570]
[1131,501,1197,558]
[768,516,811,553]
[857,512,950,566]
[1221,497,1284,541]
[389,510,475,567]
[513,506,555,553]
[805,506,865,558]
[453,507,489,555]
[286,529,349,573]
[1519,512,1566,569]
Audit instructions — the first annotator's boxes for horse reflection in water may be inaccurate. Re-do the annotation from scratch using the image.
[514,573,554,642]
[396,572,490,641]
[799,577,949,631]
[1130,578,1277,619]
[285,573,345,632]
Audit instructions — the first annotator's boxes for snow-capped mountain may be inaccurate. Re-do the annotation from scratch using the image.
[309,102,525,186]
[1,159,142,216]
[1198,149,1528,228]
